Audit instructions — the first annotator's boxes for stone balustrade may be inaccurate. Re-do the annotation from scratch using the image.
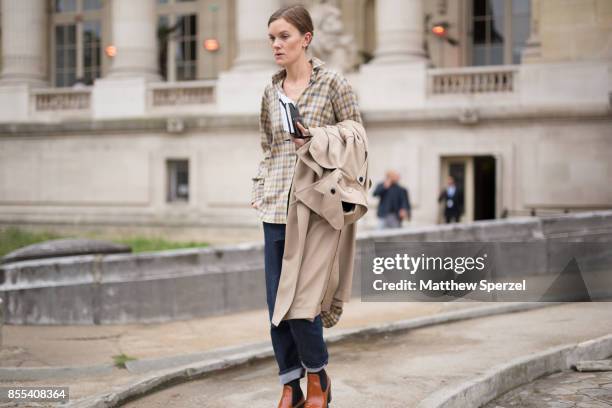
[32,88,92,112]
[27,81,217,118]
[429,66,518,95]
[149,80,216,107]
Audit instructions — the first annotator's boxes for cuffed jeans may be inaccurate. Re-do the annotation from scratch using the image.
[263,222,329,384]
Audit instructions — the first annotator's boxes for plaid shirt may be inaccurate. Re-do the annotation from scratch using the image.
[251,56,363,224]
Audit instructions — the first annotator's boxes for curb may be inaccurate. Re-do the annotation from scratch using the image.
[124,341,274,374]
[67,345,274,408]
[0,364,114,381]
[416,333,612,408]
[65,302,555,408]
[127,302,554,374]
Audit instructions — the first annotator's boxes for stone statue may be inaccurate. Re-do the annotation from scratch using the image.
[309,0,358,73]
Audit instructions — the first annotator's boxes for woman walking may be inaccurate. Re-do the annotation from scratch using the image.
[251,4,364,407]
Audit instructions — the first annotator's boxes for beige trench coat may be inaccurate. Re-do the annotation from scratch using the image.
[271,119,371,327]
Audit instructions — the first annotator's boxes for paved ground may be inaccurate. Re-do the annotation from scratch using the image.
[484,370,612,407]
[0,300,482,404]
[0,301,477,368]
[115,303,612,408]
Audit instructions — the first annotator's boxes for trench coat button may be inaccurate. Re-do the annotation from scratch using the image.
[330,188,336,194]
[358,176,364,183]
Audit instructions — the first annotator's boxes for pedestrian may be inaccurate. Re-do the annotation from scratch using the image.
[373,170,411,228]
[250,5,366,408]
[438,175,463,223]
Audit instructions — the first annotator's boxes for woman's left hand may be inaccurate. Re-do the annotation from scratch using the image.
[292,121,310,148]
[296,121,310,137]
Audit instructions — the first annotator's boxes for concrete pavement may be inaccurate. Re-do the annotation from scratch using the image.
[1,302,611,407]
[483,370,612,407]
[1,301,478,370]
[116,302,612,408]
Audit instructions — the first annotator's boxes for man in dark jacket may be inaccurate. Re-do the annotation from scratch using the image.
[373,170,411,229]
[438,175,464,223]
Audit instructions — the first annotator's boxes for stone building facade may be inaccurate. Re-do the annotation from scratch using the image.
[0,0,610,243]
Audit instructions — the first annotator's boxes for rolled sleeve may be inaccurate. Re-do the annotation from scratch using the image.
[252,90,272,205]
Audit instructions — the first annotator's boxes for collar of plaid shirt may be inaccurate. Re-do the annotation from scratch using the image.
[273,56,326,140]
[271,56,326,89]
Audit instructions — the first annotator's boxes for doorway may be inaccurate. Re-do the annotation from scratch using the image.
[440,155,497,223]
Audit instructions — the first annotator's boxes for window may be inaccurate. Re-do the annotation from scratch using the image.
[55,0,77,13]
[510,0,531,64]
[55,24,77,87]
[472,0,505,65]
[83,20,102,84]
[167,160,190,202]
[157,0,199,82]
[470,0,531,65]
[176,14,198,81]
[83,0,102,11]
[158,16,171,81]
[52,0,105,87]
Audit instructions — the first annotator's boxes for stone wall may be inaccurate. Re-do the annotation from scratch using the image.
[540,0,612,63]
[1,111,610,242]
[1,211,611,325]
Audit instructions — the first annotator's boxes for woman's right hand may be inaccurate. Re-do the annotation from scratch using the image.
[251,201,260,209]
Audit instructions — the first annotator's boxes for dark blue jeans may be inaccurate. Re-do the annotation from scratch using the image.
[263,222,329,384]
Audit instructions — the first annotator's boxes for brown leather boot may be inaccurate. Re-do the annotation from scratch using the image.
[305,372,332,407]
[277,384,305,408]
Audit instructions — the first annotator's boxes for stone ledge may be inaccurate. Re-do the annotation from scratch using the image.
[417,333,612,408]
[1,211,611,325]
[0,104,610,136]
[0,114,258,136]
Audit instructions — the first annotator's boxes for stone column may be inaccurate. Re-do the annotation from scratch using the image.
[93,0,159,119]
[522,0,542,63]
[370,0,426,64]
[216,0,280,113]
[0,0,47,85]
[231,0,280,71]
[359,0,428,110]
[107,0,160,80]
